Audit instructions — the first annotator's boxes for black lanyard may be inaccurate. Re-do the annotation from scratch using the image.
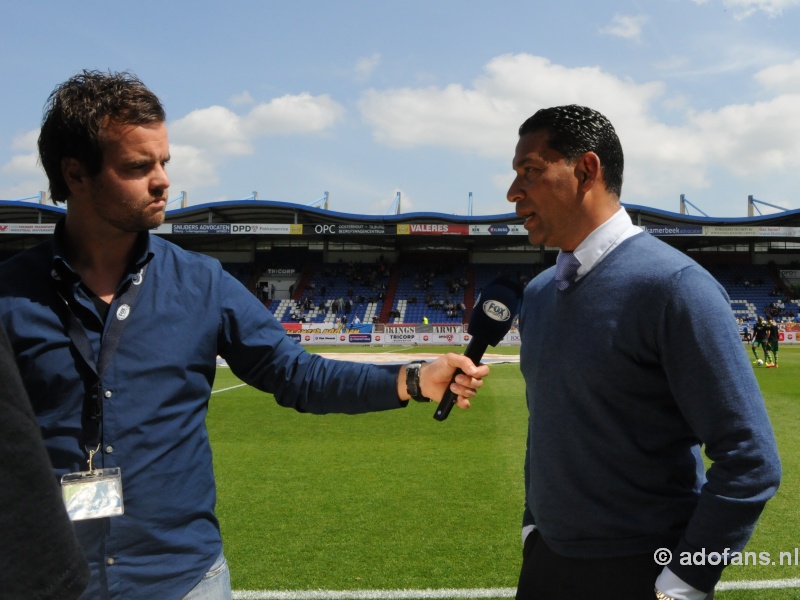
[53,265,147,454]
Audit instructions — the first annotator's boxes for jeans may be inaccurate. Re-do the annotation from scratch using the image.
[182,552,232,600]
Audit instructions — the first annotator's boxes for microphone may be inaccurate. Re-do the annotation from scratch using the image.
[433,276,523,421]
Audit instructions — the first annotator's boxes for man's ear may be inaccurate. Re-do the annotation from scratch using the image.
[61,158,88,195]
[575,152,602,192]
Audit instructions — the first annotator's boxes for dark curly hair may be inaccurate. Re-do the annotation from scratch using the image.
[38,70,166,203]
[518,105,624,198]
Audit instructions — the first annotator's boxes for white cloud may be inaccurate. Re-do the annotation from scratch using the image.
[1,152,39,177]
[245,93,345,136]
[356,52,800,208]
[693,0,800,18]
[11,129,39,152]
[686,95,800,175]
[359,54,664,159]
[169,93,345,158]
[354,53,381,82]
[599,14,648,42]
[722,0,800,18]
[230,90,255,106]
[755,58,800,93]
[170,105,252,156]
[165,144,220,195]
[165,93,344,198]
[1,130,42,183]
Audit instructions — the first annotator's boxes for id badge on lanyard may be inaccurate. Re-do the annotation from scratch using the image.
[54,265,146,521]
[62,446,124,521]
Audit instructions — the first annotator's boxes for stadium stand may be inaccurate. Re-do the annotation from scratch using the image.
[2,199,800,326]
[268,260,389,324]
[707,264,800,323]
[391,261,469,323]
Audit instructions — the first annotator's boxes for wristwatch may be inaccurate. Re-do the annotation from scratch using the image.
[405,361,431,402]
[655,590,676,600]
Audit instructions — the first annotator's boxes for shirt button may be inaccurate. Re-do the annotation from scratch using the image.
[107,557,116,566]
[104,390,113,399]
[105,446,114,454]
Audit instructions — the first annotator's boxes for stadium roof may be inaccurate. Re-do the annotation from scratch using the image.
[2,198,800,254]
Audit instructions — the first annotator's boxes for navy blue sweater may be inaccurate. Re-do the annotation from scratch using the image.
[519,232,780,592]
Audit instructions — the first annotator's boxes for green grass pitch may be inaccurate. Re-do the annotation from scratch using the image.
[207,345,800,599]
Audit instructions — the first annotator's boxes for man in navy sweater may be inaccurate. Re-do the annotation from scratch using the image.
[507,105,780,600]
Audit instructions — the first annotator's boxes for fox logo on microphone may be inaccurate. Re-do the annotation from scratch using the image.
[483,299,511,322]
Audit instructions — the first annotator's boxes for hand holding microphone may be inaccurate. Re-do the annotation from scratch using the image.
[433,276,523,421]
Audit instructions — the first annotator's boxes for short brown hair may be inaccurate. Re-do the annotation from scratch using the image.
[38,70,166,203]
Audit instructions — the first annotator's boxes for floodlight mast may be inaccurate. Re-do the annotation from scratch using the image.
[307,192,329,210]
[748,195,788,217]
[385,192,401,215]
[167,191,187,209]
[679,194,709,217]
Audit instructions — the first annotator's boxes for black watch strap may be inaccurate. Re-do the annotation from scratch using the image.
[406,361,431,402]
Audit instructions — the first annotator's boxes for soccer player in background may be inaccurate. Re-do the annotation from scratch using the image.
[751,315,769,364]
[765,317,780,368]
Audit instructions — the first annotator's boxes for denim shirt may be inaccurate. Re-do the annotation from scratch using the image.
[0,223,404,599]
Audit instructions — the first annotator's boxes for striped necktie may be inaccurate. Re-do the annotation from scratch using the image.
[555,252,581,291]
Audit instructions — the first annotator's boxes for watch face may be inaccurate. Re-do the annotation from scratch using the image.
[406,364,421,397]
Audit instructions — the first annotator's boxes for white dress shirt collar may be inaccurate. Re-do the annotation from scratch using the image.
[565,206,642,281]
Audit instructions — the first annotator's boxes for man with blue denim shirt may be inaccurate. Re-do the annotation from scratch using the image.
[0,70,489,599]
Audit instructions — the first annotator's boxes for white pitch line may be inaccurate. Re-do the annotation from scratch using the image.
[232,590,514,600]
[233,580,800,600]
[211,383,248,395]
[717,578,800,590]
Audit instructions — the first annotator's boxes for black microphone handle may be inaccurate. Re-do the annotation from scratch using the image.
[433,338,489,421]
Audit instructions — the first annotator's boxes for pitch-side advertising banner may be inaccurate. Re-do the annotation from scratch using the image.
[704,226,800,237]
[0,223,56,234]
[780,323,800,344]
[395,224,469,235]
[281,323,523,346]
[469,224,527,236]
[417,332,468,345]
[231,224,303,234]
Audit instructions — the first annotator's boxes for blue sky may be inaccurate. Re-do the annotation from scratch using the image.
[2,0,800,218]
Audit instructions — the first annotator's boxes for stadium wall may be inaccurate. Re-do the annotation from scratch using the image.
[201,251,253,262]
[471,251,541,264]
